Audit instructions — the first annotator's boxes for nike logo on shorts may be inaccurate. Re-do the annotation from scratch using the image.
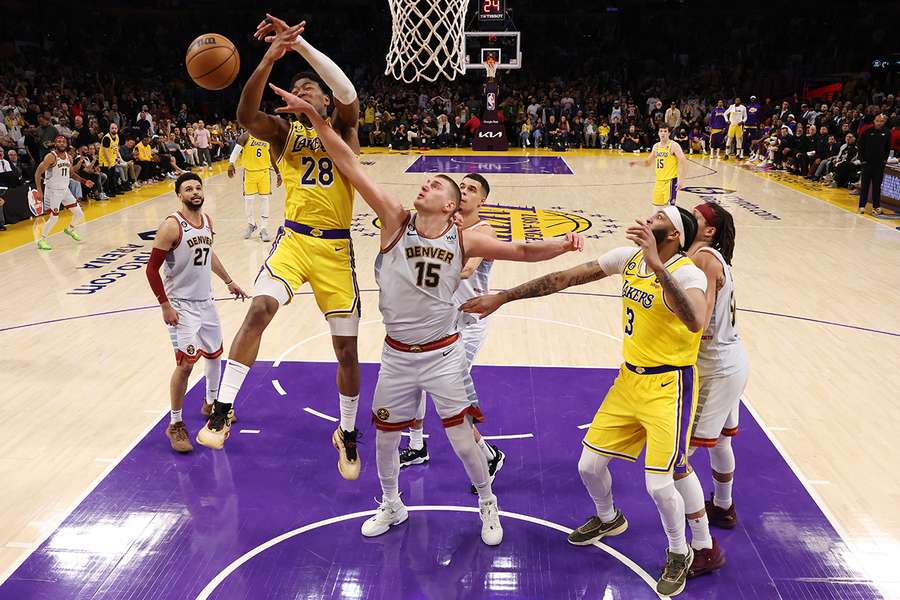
[661,381,672,387]
[442,348,453,357]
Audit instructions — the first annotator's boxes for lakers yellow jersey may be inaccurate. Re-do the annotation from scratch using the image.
[99,133,119,167]
[278,120,355,229]
[620,250,702,367]
[242,136,271,171]
[654,142,678,181]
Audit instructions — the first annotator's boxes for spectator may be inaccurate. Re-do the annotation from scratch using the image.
[856,113,891,214]
[812,134,842,180]
[370,116,387,147]
[584,116,597,148]
[0,149,23,186]
[831,133,860,188]
[134,135,159,182]
[435,115,450,147]
[621,124,641,153]
[192,121,212,169]
[99,123,125,195]
[74,145,109,200]
[36,115,59,158]
[665,101,682,130]
[136,105,154,137]
[119,137,142,186]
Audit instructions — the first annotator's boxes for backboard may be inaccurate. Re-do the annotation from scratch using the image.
[464,31,521,71]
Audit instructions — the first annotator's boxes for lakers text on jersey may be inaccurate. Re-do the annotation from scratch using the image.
[242,136,272,196]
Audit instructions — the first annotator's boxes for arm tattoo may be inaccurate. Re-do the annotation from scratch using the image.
[655,268,698,327]
[502,262,606,303]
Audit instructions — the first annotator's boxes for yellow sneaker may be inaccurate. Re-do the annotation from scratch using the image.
[332,428,361,480]
[166,422,193,453]
[196,411,231,449]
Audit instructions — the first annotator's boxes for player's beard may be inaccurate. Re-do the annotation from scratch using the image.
[182,197,204,211]
[652,226,668,246]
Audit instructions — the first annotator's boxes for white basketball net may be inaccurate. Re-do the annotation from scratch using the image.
[385,0,469,83]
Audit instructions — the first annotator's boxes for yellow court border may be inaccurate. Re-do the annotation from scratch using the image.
[0,163,231,253]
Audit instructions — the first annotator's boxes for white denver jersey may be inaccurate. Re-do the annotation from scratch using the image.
[164,211,215,301]
[44,151,72,191]
[696,247,747,374]
[375,213,464,344]
[452,221,494,306]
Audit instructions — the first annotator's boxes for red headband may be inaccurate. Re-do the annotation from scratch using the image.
[694,203,719,228]
[54,135,67,142]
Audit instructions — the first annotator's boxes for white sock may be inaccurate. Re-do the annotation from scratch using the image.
[339,394,358,433]
[205,357,221,403]
[244,195,255,226]
[69,205,85,228]
[713,479,733,509]
[218,359,250,405]
[446,422,494,502]
[41,213,59,238]
[647,472,689,555]
[170,409,183,424]
[675,471,712,550]
[578,449,617,522]
[375,429,402,503]
[476,436,494,460]
[409,427,424,451]
[259,195,270,230]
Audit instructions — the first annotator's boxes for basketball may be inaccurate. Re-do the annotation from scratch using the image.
[185,33,239,90]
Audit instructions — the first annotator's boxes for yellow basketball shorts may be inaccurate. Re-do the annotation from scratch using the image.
[652,178,678,206]
[258,227,360,317]
[243,169,271,196]
[727,124,743,140]
[583,364,698,474]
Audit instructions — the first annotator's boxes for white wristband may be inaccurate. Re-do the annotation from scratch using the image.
[292,36,357,105]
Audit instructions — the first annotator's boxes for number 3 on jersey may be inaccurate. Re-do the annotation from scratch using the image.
[300,156,334,187]
[624,306,635,336]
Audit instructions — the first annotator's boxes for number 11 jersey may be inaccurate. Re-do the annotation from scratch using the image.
[375,213,464,344]
[164,211,214,301]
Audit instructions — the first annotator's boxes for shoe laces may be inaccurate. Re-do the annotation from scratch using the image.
[170,422,188,441]
[662,551,689,581]
[208,412,227,431]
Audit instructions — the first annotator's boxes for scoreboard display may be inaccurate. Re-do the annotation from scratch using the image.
[478,0,506,23]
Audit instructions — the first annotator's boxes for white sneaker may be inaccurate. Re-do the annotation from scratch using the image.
[243,223,257,239]
[259,228,270,242]
[479,497,503,546]
[98,193,110,200]
[361,497,408,537]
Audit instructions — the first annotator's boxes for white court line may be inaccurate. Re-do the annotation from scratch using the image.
[0,407,169,586]
[273,319,383,367]
[481,433,534,440]
[239,429,261,435]
[805,480,832,485]
[4,543,34,549]
[559,155,576,175]
[93,458,117,464]
[271,379,287,396]
[303,407,338,423]
[193,505,664,600]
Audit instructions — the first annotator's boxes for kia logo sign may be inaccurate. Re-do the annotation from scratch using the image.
[478,131,504,138]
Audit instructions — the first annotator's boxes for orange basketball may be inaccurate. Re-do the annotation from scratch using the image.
[185,33,240,91]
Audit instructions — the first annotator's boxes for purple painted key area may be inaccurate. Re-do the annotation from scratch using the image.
[1,362,879,599]
[406,155,573,175]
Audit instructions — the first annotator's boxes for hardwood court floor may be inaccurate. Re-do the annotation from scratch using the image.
[1,149,898,596]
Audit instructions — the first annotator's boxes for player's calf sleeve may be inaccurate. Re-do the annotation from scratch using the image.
[41,213,59,238]
[674,470,713,550]
[375,429,402,502]
[646,472,688,554]
[69,204,85,228]
[204,357,221,403]
[578,449,616,521]
[244,196,255,225]
[446,422,493,502]
[259,195,270,229]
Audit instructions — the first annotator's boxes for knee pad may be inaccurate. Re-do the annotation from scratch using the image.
[578,449,611,478]
[709,436,735,474]
[645,471,676,502]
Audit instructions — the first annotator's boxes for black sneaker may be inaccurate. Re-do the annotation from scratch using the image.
[470,445,505,494]
[567,509,629,545]
[657,547,694,597]
[332,428,361,480]
[399,442,429,468]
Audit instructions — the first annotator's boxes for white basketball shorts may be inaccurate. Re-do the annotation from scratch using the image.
[45,187,77,212]
[167,298,223,365]
[690,358,750,447]
[372,336,483,431]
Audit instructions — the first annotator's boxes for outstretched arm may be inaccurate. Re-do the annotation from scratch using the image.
[269,85,407,236]
[460,260,608,318]
[464,229,584,262]
[228,132,249,178]
[235,20,301,156]
[255,15,359,151]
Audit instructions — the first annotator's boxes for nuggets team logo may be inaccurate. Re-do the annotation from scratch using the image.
[185,344,196,355]
[364,203,618,242]
[376,408,390,421]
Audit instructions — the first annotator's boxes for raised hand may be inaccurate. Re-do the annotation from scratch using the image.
[269,83,317,117]
[256,15,306,63]
[625,219,663,271]
[254,14,306,44]
[561,232,585,252]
